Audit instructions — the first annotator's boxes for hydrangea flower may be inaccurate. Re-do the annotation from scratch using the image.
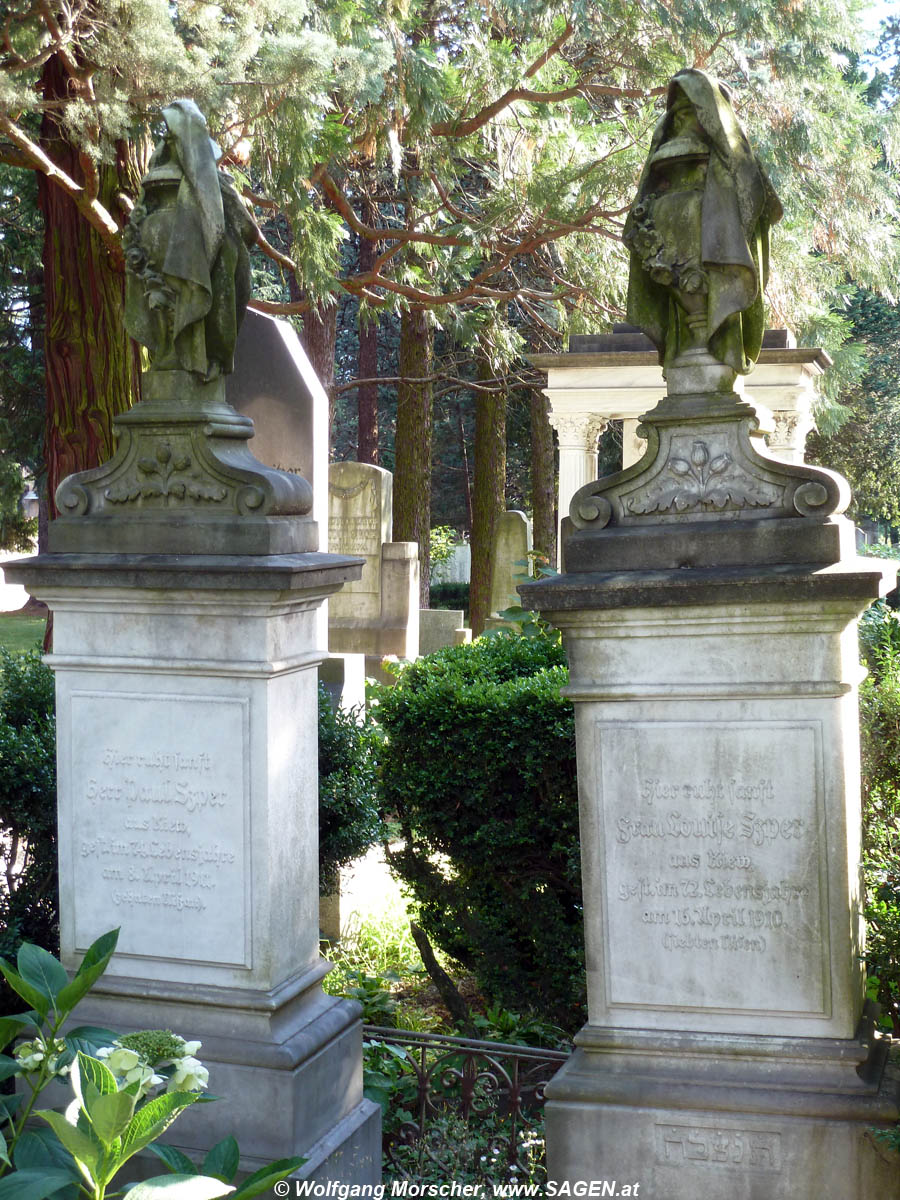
[96,1030,207,1098]
[167,1055,209,1093]
[14,1036,69,1077]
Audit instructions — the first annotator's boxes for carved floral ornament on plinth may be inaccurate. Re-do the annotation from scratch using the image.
[625,438,781,515]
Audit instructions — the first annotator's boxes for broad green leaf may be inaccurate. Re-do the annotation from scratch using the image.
[62,1026,117,1053]
[13,1130,81,1200]
[201,1136,238,1183]
[17,945,69,1005]
[89,1088,136,1143]
[74,1052,118,1102]
[149,1142,199,1175]
[0,1055,20,1083]
[0,1168,76,1200]
[0,1018,27,1053]
[0,961,48,1020]
[55,931,118,1015]
[35,1110,103,1179]
[0,1094,24,1126]
[58,1026,118,1070]
[125,1176,233,1200]
[119,1092,198,1166]
[13,1128,80,1180]
[231,1158,306,1199]
[0,1129,8,1167]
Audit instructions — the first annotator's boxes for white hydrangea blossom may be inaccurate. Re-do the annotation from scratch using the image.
[167,1055,209,1094]
[96,1032,207,1098]
[14,1037,70,1078]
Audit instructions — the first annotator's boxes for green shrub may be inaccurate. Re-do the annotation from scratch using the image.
[317,684,382,894]
[0,650,57,965]
[430,582,470,615]
[859,600,900,671]
[430,526,464,569]
[860,646,900,1033]
[373,633,584,1029]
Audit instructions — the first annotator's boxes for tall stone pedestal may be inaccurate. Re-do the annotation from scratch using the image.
[7,553,381,1180]
[520,393,900,1197]
[521,566,899,1198]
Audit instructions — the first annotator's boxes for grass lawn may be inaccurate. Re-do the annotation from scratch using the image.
[0,615,45,654]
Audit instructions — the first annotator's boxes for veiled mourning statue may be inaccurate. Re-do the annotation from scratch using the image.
[624,68,783,374]
[123,99,258,380]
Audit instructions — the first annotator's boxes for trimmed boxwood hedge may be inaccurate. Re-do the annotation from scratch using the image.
[374,633,585,1028]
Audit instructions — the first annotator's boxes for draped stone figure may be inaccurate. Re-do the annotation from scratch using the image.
[624,68,783,375]
[123,99,257,379]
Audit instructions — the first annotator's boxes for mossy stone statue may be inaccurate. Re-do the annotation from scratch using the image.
[624,68,783,376]
[50,100,315,555]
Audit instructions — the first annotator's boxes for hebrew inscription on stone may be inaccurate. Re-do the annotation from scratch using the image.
[597,720,827,1016]
[655,1123,782,1172]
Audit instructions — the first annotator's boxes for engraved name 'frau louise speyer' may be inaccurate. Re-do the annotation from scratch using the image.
[81,745,237,914]
[614,776,810,956]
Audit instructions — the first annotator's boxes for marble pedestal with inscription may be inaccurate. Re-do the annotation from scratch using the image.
[519,387,900,1198]
[519,576,900,1198]
[6,553,381,1181]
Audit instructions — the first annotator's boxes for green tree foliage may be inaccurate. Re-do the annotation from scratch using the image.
[0,651,57,969]
[317,685,382,895]
[808,289,900,523]
[859,607,900,1035]
[374,633,584,1028]
[0,166,42,551]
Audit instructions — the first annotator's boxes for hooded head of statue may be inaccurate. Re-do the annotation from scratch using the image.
[623,69,783,375]
[124,99,258,380]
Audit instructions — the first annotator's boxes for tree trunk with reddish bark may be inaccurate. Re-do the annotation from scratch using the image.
[38,57,143,520]
[393,307,433,608]
[357,225,379,463]
[300,302,337,433]
[469,361,506,637]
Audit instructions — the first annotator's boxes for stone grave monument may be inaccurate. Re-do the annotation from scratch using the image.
[7,101,379,1180]
[483,510,533,631]
[520,69,899,1199]
[227,309,364,710]
[490,510,533,617]
[328,461,419,677]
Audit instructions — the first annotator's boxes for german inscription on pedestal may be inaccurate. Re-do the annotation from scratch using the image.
[598,721,827,1015]
[70,692,249,967]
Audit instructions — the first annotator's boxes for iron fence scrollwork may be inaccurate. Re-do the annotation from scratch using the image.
[363,1025,569,1181]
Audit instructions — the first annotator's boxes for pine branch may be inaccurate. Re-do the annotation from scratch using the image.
[0,114,123,264]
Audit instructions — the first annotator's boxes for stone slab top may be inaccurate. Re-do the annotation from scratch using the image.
[518,558,894,612]
[529,347,832,372]
[3,550,364,594]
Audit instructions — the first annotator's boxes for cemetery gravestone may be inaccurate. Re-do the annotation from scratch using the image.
[521,69,899,1200]
[489,510,532,617]
[7,101,379,1181]
[328,461,419,675]
[228,309,365,701]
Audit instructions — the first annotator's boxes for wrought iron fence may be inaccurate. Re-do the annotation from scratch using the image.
[363,1025,569,1181]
